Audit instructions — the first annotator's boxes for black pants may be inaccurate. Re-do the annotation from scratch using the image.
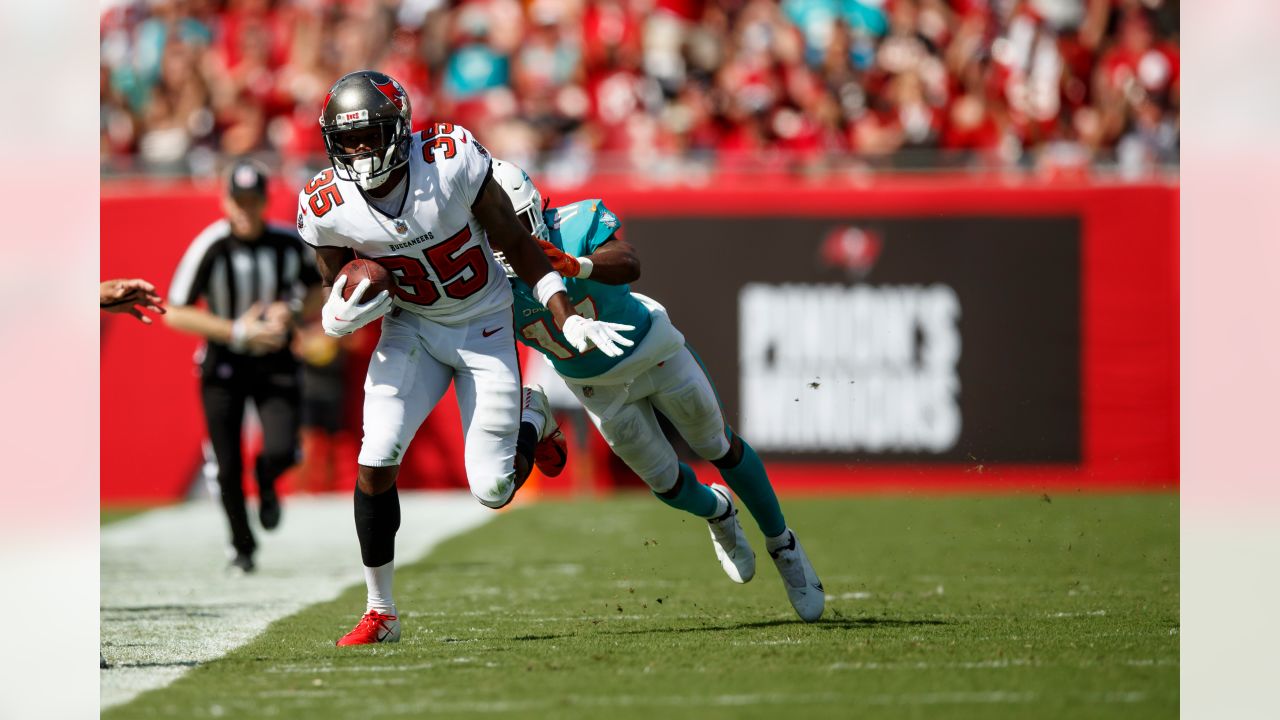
[200,349,301,556]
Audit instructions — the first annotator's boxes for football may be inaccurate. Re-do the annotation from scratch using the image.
[339,258,393,302]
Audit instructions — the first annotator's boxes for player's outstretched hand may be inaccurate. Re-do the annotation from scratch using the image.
[537,240,581,278]
[561,315,635,358]
[100,278,166,324]
[322,275,392,338]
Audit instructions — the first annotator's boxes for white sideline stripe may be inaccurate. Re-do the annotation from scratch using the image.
[100,492,493,710]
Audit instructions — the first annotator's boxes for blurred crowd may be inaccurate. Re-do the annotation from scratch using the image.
[100,0,1179,181]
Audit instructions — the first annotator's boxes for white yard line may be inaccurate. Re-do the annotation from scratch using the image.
[100,491,492,710]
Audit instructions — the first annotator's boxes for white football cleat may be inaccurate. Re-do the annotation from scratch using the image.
[522,385,556,440]
[707,484,756,583]
[769,530,825,622]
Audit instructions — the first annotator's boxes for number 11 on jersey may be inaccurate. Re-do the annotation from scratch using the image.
[522,297,598,358]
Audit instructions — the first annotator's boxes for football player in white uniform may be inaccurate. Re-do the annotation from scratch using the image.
[296,70,633,646]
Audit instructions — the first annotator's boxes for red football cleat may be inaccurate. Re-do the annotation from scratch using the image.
[336,610,401,646]
[534,428,568,477]
[524,385,568,477]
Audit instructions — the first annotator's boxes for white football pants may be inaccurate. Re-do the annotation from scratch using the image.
[564,345,731,493]
[358,306,521,507]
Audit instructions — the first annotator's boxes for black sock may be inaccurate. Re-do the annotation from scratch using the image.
[354,484,400,567]
[515,421,539,470]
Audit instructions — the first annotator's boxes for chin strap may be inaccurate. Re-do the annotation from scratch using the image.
[351,135,407,190]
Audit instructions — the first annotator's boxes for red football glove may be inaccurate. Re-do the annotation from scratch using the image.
[538,239,581,277]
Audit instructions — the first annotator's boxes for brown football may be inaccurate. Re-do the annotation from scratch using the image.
[339,258,393,302]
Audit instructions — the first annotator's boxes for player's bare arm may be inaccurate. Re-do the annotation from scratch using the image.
[471,178,577,329]
[100,278,166,324]
[310,244,391,338]
[477,182,631,356]
[313,245,356,289]
[542,235,641,285]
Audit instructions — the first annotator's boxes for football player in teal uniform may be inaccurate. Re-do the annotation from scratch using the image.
[492,160,824,622]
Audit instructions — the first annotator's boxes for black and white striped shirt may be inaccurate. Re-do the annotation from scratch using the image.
[169,220,321,324]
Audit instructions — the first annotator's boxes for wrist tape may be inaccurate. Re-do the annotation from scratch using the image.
[533,272,567,307]
[230,319,249,352]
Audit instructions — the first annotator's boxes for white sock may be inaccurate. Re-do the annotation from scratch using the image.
[709,490,730,520]
[765,529,794,554]
[521,398,547,439]
[364,561,396,614]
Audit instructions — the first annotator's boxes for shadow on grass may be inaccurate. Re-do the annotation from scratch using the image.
[506,616,951,643]
[103,604,254,618]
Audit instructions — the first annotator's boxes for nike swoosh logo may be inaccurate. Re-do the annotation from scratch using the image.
[482,327,501,337]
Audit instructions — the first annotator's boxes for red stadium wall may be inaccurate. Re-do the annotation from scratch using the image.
[101,176,1177,503]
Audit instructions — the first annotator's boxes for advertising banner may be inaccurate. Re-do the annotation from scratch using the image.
[627,217,1081,464]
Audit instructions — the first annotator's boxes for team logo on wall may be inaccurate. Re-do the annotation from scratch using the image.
[820,226,882,279]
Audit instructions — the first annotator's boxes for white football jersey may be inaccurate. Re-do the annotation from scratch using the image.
[297,123,512,324]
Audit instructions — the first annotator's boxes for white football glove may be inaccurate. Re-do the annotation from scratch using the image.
[322,275,393,337]
[561,315,635,358]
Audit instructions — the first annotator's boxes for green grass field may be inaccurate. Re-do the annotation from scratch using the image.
[104,493,1178,719]
[101,506,153,526]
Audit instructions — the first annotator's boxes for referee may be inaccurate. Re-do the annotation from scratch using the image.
[165,159,322,573]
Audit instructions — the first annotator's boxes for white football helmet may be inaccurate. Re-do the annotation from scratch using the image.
[492,159,549,243]
[490,159,549,278]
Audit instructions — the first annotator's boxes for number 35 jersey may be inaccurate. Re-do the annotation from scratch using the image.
[296,123,512,325]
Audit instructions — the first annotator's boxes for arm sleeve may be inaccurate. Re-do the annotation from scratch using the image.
[296,194,349,248]
[584,200,622,254]
[296,197,322,247]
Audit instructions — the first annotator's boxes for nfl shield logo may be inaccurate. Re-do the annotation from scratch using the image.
[583,386,594,398]
[394,219,409,234]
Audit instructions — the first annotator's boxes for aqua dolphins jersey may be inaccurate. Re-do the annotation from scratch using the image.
[511,199,652,379]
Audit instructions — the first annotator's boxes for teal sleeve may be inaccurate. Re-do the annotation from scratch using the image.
[583,200,621,254]
[555,200,620,257]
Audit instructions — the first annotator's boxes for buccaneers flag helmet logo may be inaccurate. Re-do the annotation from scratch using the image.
[373,78,404,111]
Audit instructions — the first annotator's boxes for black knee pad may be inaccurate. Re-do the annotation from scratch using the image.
[656,467,685,499]
[711,433,745,470]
